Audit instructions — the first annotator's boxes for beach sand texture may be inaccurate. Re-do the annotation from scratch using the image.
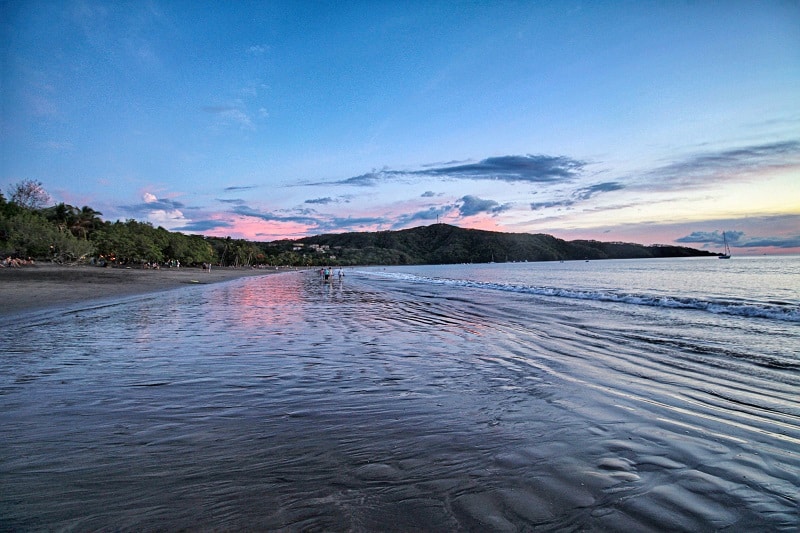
[1,261,797,530]
[0,263,282,315]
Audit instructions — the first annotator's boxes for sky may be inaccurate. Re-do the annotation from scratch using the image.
[2,0,799,255]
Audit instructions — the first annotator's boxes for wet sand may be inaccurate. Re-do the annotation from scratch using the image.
[1,266,797,530]
[0,263,288,316]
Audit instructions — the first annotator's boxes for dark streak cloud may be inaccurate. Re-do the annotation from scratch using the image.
[304,195,352,205]
[322,154,587,187]
[224,186,257,192]
[676,229,800,249]
[458,195,512,217]
[232,204,319,226]
[530,199,571,211]
[676,230,744,246]
[331,172,383,187]
[392,205,454,228]
[176,220,232,232]
[318,216,388,232]
[423,155,585,183]
[644,140,800,189]
[119,197,185,215]
[530,181,623,211]
[420,159,471,168]
[305,197,335,205]
[741,236,800,248]
[573,181,624,200]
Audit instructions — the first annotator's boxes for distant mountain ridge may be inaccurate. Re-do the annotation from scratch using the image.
[295,223,717,265]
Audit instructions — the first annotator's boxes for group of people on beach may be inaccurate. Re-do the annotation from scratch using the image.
[319,267,344,282]
[1,256,34,267]
[141,259,183,269]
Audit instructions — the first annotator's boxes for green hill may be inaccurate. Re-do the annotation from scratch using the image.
[295,224,716,265]
[0,186,716,266]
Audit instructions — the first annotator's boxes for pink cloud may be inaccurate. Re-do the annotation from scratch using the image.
[204,215,312,241]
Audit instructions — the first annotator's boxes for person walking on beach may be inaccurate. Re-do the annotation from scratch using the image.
[337,268,344,280]
[323,267,331,281]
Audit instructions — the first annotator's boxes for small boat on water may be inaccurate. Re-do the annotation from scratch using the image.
[719,231,732,259]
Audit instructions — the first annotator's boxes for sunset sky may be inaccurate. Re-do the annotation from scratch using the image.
[2,1,799,254]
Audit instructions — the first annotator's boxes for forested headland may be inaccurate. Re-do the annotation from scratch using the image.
[1,180,717,267]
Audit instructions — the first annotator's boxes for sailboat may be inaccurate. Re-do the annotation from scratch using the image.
[719,231,731,259]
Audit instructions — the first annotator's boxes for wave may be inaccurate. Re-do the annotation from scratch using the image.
[357,271,800,323]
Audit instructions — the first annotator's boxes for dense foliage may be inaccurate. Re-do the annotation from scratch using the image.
[1,181,716,267]
[1,187,220,266]
[296,224,718,264]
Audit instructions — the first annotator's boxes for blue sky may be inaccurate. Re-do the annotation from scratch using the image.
[2,0,799,253]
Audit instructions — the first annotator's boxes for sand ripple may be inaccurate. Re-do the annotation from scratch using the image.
[1,271,797,530]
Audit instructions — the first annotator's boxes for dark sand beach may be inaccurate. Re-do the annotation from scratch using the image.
[0,263,285,316]
[1,260,797,530]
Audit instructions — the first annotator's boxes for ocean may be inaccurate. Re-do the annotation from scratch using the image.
[1,256,798,531]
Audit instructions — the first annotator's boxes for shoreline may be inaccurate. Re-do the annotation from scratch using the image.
[0,263,294,317]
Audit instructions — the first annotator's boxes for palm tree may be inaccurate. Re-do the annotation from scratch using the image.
[70,206,103,239]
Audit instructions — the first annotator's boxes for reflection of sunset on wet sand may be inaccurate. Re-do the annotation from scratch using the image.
[0,264,281,316]
[214,272,308,329]
[2,265,797,530]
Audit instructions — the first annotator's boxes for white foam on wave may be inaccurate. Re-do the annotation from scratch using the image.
[357,270,800,323]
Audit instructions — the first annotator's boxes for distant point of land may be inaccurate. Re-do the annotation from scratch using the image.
[288,223,718,265]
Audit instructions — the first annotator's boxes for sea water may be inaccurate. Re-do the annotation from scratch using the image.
[1,256,798,531]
